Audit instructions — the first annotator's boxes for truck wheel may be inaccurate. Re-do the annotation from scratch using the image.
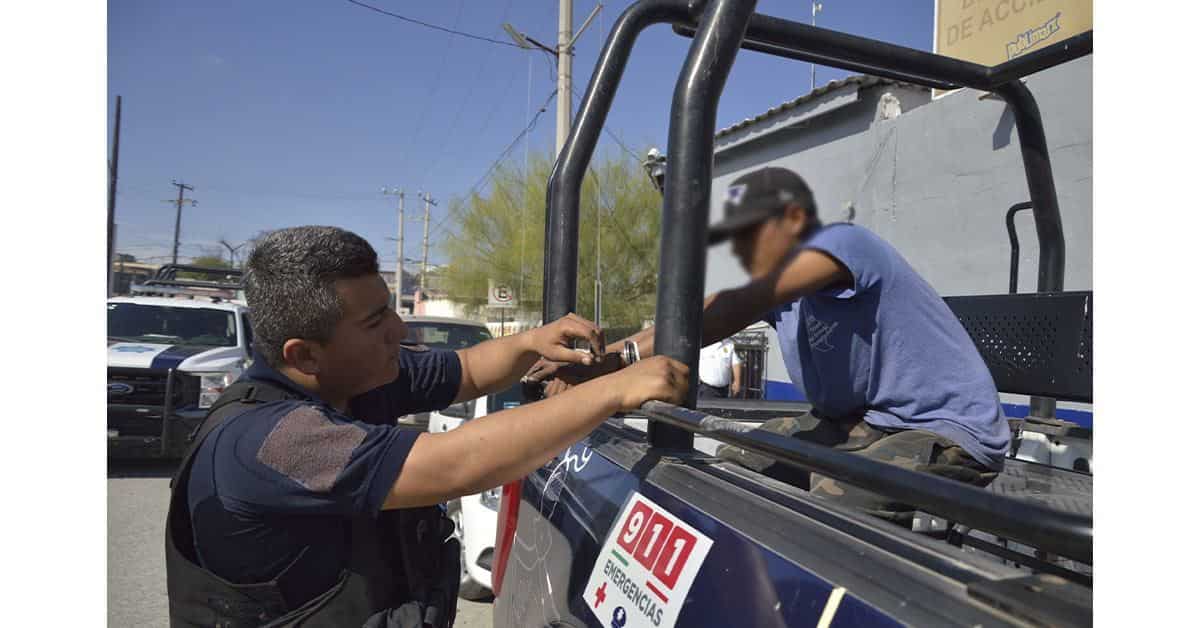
[447,500,493,601]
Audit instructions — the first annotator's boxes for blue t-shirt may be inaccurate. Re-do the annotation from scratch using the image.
[766,223,1010,469]
[187,347,462,606]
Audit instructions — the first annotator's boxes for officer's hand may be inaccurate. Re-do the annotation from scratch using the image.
[607,356,689,412]
[524,355,618,387]
[525,313,606,366]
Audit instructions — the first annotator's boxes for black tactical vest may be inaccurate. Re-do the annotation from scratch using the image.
[165,380,460,627]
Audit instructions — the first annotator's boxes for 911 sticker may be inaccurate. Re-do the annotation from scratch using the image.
[583,491,713,628]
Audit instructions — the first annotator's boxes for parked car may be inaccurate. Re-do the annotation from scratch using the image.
[429,379,525,600]
[493,4,1093,626]
[107,266,251,459]
[396,316,494,429]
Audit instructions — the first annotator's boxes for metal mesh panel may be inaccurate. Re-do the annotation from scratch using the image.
[1076,300,1092,379]
[943,292,1092,402]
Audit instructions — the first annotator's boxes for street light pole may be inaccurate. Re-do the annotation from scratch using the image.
[504,3,603,155]
[811,2,823,92]
[219,239,246,269]
[557,0,573,156]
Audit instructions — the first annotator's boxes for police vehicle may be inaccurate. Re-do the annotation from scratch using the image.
[107,264,253,459]
[493,2,1093,626]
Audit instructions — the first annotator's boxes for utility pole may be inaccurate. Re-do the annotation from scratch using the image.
[165,180,196,265]
[504,3,602,155]
[383,188,405,313]
[107,95,122,297]
[557,0,573,155]
[418,191,437,293]
[811,2,823,92]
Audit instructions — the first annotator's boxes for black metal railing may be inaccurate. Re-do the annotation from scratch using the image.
[541,0,1093,558]
[641,401,1092,564]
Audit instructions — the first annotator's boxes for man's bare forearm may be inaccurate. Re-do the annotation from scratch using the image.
[386,373,622,508]
[607,289,764,358]
[455,331,540,402]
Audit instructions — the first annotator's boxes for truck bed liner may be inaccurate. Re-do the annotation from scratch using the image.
[988,459,1092,518]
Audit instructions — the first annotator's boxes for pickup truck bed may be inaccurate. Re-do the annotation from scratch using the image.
[494,404,1091,628]
[627,402,1093,519]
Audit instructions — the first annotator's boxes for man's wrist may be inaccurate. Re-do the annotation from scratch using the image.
[517,327,540,356]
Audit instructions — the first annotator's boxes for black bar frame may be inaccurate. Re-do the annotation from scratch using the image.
[641,401,1092,564]
[1004,201,1057,419]
[1005,201,1033,294]
[542,0,696,325]
[540,0,1092,561]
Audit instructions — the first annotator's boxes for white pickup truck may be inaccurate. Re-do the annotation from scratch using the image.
[107,267,253,459]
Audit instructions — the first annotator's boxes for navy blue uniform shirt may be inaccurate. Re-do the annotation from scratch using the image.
[187,347,462,605]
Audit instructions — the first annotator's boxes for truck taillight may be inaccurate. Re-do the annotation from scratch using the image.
[491,480,523,595]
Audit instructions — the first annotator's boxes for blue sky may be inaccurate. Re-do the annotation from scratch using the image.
[108,0,934,267]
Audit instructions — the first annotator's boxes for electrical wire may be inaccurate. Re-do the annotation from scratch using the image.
[400,0,465,183]
[468,88,558,201]
[428,87,554,240]
[344,0,523,48]
[417,0,517,192]
[570,84,642,163]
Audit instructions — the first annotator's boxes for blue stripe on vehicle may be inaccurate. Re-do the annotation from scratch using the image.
[762,379,1093,428]
[1001,403,1093,429]
[149,345,210,370]
[764,379,806,402]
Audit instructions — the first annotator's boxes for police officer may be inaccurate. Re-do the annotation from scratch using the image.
[528,167,1010,524]
[165,226,688,627]
[696,337,744,399]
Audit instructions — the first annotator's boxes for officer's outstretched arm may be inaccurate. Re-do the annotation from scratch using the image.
[382,356,688,509]
[451,313,606,403]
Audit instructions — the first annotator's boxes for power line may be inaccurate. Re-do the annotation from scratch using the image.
[460,59,524,180]
[399,0,465,182]
[570,84,642,163]
[119,181,386,203]
[467,88,558,200]
[429,84,564,240]
[344,0,523,48]
[417,0,517,190]
[428,87,555,240]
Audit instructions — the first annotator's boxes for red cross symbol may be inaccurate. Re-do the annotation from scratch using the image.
[593,582,608,608]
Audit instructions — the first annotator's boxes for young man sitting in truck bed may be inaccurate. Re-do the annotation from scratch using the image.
[529,166,1011,525]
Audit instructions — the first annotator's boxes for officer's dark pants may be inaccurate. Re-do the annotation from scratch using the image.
[697,382,729,399]
[714,413,998,526]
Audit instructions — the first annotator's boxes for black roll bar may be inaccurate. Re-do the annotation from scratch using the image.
[1005,201,1033,294]
[674,18,1092,92]
[642,401,1092,564]
[542,0,696,325]
[541,0,1091,547]
[649,0,758,448]
[1004,201,1057,420]
[151,263,243,283]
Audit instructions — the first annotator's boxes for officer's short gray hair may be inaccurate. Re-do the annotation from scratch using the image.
[243,226,380,368]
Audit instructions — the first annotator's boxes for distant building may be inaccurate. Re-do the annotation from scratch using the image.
[111,261,158,295]
[705,61,1092,404]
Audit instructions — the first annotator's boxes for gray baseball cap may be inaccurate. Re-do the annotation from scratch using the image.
[708,167,816,244]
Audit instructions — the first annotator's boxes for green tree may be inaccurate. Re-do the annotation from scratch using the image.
[440,151,662,330]
[180,254,234,280]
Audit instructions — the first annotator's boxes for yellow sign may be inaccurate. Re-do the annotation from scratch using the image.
[936,0,1092,66]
